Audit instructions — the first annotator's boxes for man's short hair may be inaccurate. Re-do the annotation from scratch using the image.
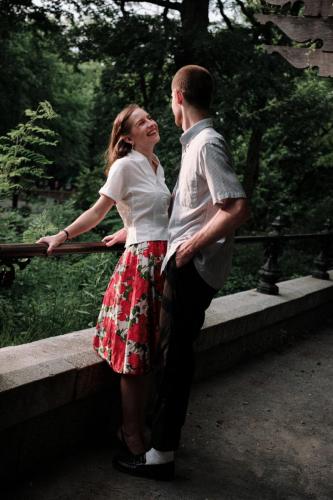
[172,65,214,110]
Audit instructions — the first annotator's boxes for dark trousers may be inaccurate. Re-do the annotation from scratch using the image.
[151,255,217,451]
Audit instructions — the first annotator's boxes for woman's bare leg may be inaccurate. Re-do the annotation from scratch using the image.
[120,374,150,454]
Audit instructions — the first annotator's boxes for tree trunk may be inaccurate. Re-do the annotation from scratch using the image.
[176,0,210,67]
[122,0,211,67]
[243,126,263,199]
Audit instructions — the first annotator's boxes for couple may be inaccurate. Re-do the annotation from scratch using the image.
[38,65,248,480]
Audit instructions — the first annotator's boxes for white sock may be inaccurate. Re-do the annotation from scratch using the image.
[145,447,174,464]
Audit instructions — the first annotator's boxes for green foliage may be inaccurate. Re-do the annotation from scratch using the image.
[255,73,333,230]
[0,101,57,198]
[0,209,27,243]
[74,165,105,210]
[0,198,78,246]
[84,12,177,164]
[218,244,264,296]
[0,27,99,186]
[73,165,124,235]
[22,211,58,243]
[47,60,102,184]
[218,242,315,298]
[0,251,119,347]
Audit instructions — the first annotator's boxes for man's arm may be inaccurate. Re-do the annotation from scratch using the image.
[175,197,250,268]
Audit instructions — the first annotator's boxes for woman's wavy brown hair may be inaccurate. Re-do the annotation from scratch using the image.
[104,104,139,176]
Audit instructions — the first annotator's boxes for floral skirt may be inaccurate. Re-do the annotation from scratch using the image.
[93,240,167,375]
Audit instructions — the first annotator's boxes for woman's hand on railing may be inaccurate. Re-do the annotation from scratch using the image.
[36,232,67,255]
[102,228,127,247]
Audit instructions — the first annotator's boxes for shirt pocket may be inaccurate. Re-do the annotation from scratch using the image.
[179,173,199,209]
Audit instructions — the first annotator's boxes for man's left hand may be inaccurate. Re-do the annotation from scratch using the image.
[175,240,195,268]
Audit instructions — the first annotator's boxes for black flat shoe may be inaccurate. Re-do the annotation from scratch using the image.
[112,451,175,481]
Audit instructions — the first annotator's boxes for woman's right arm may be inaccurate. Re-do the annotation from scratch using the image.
[37,195,115,254]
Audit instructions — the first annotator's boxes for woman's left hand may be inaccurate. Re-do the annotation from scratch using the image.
[102,227,127,247]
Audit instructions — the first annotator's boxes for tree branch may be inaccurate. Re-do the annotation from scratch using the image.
[113,0,127,15]
[234,0,260,28]
[216,0,233,30]
[119,0,182,12]
[162,4,169,21]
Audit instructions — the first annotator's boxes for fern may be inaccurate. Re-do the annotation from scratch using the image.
[22,210,58,243]
[0,101,58,198]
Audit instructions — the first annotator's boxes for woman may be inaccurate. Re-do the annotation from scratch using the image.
[37,104,171,456]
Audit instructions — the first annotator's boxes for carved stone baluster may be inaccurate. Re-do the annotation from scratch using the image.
[312,219,332,280]
[257,216,285,295]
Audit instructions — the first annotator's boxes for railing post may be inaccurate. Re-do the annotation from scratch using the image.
[312,219,332,280]
[0,261,15,288]
[257,216,285,295]
[0,258,31,288]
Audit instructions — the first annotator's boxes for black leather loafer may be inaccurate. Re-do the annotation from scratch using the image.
[112,451,175,481]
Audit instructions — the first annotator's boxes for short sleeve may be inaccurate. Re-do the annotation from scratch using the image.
[200,139,246,204]
[99,160,128,202]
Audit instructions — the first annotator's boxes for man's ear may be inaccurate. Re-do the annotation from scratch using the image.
[176,89,184,105]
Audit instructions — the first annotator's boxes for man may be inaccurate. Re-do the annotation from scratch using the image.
[113,65,249,480]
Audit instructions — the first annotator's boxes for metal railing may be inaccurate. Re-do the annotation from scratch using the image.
[0,217,332,294]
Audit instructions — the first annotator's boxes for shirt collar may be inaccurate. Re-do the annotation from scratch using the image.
[180,118,213,148]
[128,149,161,173]
[128,149,146,161]
[129,149,160,165]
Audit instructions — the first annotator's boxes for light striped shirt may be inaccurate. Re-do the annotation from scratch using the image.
[162,118,246,289]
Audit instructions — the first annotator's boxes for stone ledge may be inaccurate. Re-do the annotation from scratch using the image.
[0,332,112,431]
[197,273,333,351]
[0,272,332,479]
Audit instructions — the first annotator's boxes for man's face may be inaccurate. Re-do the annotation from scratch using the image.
[171,87,183,128]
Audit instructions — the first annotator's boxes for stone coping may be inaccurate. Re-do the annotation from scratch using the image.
[196,272,333,350]
[0,272,332,433]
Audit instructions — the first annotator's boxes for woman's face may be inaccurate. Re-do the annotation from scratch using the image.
[126,108,160,149]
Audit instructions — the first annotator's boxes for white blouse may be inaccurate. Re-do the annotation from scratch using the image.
[99,150,171,247]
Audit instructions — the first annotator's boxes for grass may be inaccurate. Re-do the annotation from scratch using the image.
[0,251,120,347]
